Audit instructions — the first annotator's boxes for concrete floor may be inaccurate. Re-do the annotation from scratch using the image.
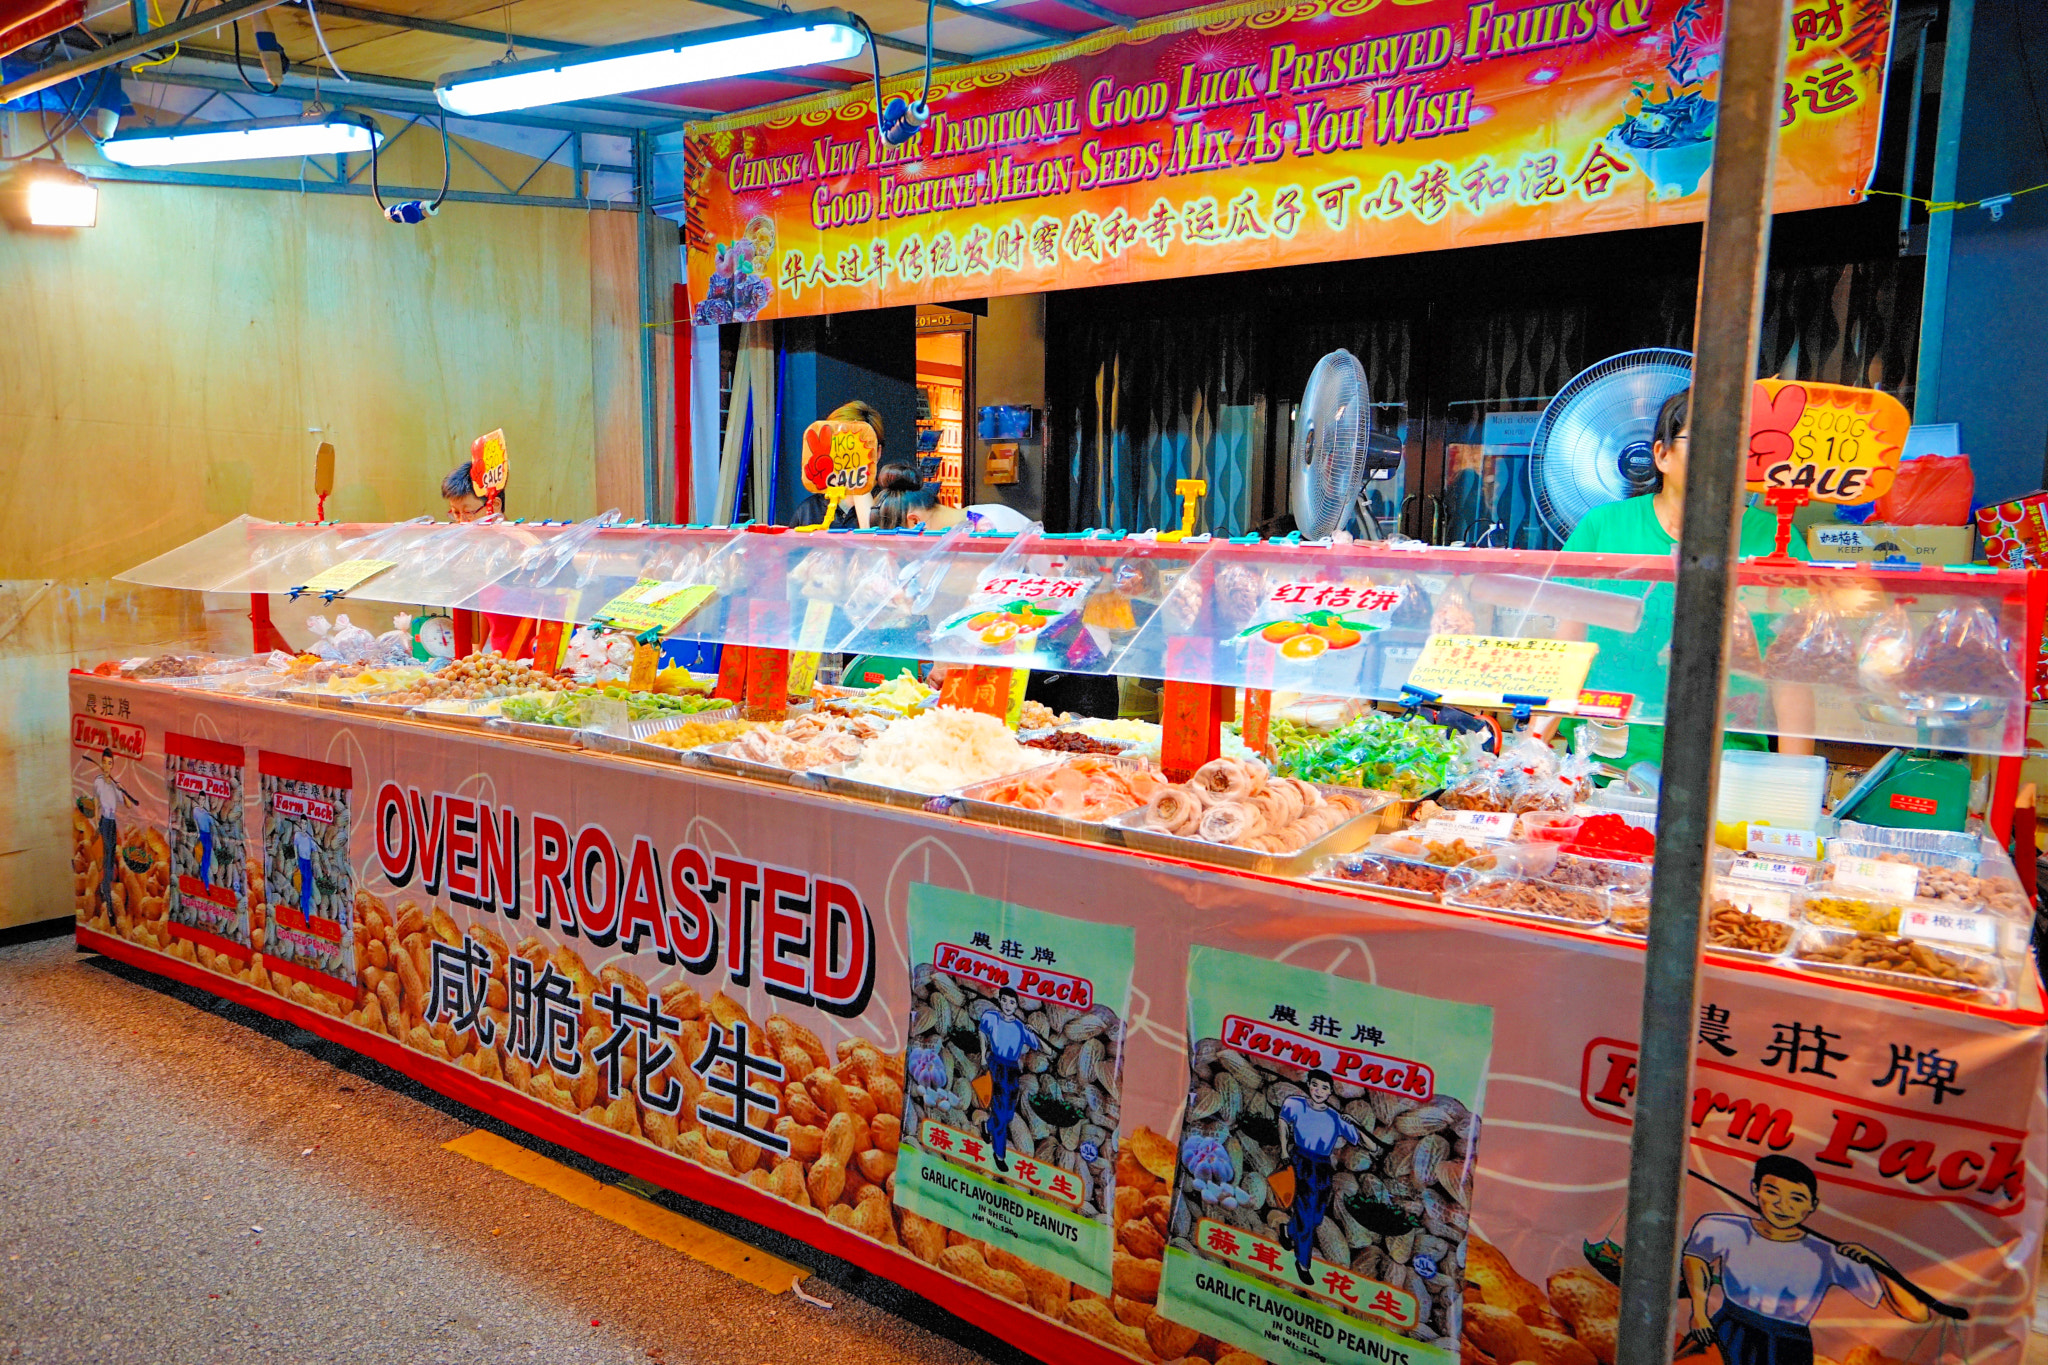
[0,933,1017,1365]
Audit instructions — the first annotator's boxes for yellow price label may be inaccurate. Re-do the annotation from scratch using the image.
[471,428,509,496]
[591,580,715,635]
[1404,635,1599,708]
[1745,380,1908,504]
[297,558,396,597]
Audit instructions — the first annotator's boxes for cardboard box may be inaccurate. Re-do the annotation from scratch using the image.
[1806,522,1976,565]
[1975,491,2048,568]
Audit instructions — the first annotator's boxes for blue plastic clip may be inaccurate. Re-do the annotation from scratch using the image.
[1398,684,1440,714]
[1229,533,1264,544]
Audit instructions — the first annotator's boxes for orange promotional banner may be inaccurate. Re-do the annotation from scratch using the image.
[684,0,1892,322]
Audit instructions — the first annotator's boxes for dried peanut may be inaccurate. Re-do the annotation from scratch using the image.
[1146,1309,1200,1361]
[774,1118,825,1163]
[855,1148,895,1183]
[871,1113,901,1154]
[807,1152,847,1207]
[1064,1297,1151,1357]
[939,1244,1029,1306]
[1113,1251,1161,1303]
[897,1210,947,1265]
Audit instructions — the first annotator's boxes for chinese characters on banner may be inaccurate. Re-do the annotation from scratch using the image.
[685,0,1891,321]
[1158,946,1494,1365]
[896,886,1136,1293]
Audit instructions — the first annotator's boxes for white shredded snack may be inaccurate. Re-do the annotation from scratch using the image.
[838,707,1047,793]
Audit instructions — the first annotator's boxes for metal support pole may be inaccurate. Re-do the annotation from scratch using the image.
[0,0,288,104]
[1914,0,1974,421]
[1613,0,1790,1361]
[636,128,661,521]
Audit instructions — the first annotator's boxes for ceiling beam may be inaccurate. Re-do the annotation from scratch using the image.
[0,0,287,104]
[931,1,1077,42]
[685,0,971,64]
[125,64,634,137]
[295,2,852,90]
[1035,0,1133,29]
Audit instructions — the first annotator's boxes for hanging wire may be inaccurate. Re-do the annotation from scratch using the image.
[2,65,110,160]
[368,106,451,219]
[130,0,178,73]
[301,0,349,82]
[232,17,286,94]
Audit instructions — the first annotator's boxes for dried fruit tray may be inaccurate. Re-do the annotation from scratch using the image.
[1107,785,1392,877]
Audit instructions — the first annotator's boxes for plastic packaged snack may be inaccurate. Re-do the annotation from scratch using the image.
[1729,607,1764,675]
[1762,598,1859,687]
[1855,601,1914,697]
[1898,603,2022,697]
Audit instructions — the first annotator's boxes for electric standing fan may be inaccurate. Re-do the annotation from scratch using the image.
[1290,350,1375,538]
[1528,349,1694,544]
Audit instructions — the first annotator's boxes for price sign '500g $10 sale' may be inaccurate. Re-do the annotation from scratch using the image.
[1745,380,1908,504]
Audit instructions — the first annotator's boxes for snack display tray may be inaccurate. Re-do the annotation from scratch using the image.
[480,717,588,747]
[1308,851,1449,903]
[582,711,745,764]
[1789,925,2005,1003]
[947,756,1147,844]
[284,687,416,715]
[802,763,959,813]
[406,699,505,728]
[1107,784,1394,877]
[682,741,813,788]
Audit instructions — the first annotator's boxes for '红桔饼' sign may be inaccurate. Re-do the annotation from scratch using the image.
[684,0,1890,321]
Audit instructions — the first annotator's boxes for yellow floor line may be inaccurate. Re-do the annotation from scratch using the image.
[443,1130,807,1294]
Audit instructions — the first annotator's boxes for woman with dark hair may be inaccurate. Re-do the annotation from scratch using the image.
[1556,387,1812,769]
[867,460,939,530]
[1562,388,1791,553]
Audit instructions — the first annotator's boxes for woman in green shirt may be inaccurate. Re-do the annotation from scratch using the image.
[1556,389,1813,770]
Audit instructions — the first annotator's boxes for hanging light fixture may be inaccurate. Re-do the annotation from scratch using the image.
[99,111,381,167]
[434,10,867,116]
[1,161,98,228]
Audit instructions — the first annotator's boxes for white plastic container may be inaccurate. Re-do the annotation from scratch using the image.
[1716,751,1827,831]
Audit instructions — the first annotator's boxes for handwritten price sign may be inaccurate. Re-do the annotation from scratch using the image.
[1745,381,1907,504]
[800,419,878,496]
[1403,635,1600,708]
[470,428,509,496]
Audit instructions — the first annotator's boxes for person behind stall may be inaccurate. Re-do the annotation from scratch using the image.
[440,460,524,655]
[790,401,887,529]
[1554,388,1813,769]
[1683,1154,1928,1364]
[977,985,1046,1174]
[1275,1069,1365,1285]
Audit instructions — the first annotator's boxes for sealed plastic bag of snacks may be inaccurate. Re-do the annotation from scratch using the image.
[1762,597,1858,687]
[1854,601,1913,698]
[1730,606,1764,675]
[1439,759,1511,811]
[1899,603,2022,698]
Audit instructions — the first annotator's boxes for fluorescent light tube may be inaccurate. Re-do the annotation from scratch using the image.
[435,10,867,116]
[100,113,381,168]
[25,170,97,227]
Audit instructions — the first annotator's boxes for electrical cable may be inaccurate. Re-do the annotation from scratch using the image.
[855,0,937,146]
[369,105,450,223]
[232,18,286,94]
[130,0,177,73]
[2,64,108,160]
[300,0,349,82]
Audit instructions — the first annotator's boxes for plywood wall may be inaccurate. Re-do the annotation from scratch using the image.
[0,174,649,927]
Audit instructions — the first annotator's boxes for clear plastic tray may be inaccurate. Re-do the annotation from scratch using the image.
[1830,820,1984,871]
[1364,829,1504,868]
[948,755,1158,843]
[1108,784,1392,877]
[1441,868,1609,925]
[1796,887,1964,936]
[799,762,958,812]
[480,716,588,747]
[684,740,826,786]
[407,697,508,728]
[581,712,749,764]
[1310,850,1450,901]
[1790,926,2004,1002]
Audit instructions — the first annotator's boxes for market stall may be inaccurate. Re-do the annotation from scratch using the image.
[69,515,2048,1365]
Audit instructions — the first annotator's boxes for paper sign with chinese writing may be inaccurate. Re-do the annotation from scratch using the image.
[1428,811,1516,839]
[589,580,716,636]
[897,885,1135,1295]
[1404,635,1600,708]
[297,558,395,598]
[685,0,1890,322]
[933,576,1099,669]
[1833,856,1920,899]
[1748,826,1820,860]
[1898,906,1997,951]
[1575,689,1635,720]
[1160,946,1493,1365]
[1745,381,1909,504]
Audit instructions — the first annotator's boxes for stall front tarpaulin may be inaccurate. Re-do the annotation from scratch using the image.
[683,0,1893,322]
[70,678,2046,1365]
